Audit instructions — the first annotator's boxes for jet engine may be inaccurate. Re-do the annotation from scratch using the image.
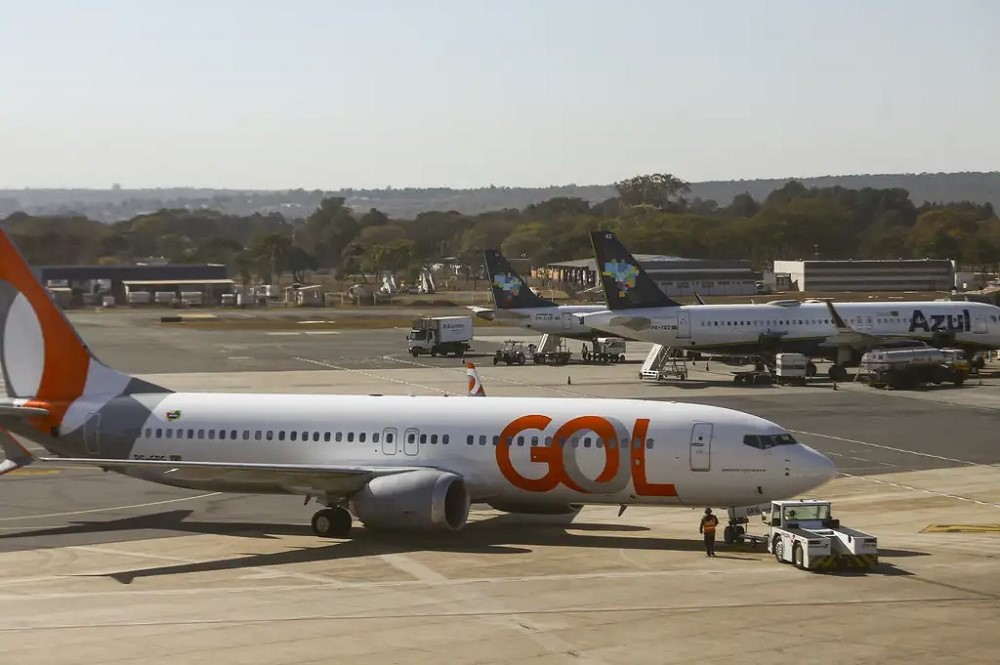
[350,469,470,531]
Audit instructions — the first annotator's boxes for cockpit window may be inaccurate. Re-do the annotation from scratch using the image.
[743,433,798,449]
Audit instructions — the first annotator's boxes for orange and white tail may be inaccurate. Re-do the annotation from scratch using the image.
[0,229,168,433]
[466,362,486,396]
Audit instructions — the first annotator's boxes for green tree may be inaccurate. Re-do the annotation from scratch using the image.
[614,173,691,211]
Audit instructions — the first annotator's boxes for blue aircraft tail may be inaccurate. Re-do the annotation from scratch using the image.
[589,231,681,310]
[482,249,556,309]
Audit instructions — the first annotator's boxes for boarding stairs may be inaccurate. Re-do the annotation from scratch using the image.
[639,345,688,381]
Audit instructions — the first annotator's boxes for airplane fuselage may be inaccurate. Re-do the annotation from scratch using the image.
[476,305,610,341]
[582,300,1000,361]
[20,393,834,509]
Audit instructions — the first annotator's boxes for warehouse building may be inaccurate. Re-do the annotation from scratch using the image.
[536,255,757,296]
[771,258,955,292]
[36,264,232,307]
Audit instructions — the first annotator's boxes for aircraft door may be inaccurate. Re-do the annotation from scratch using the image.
[403,428,419,456]
[974,315,987,334]
[689,422,712,472]
[677,310,691,339]
[561,313,573,330]
[83,413,101,455]
[381,428,398,455]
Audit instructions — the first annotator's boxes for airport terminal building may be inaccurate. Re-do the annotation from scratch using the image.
[36,264,233,307]
[771,258,955,292]
[538,255,757,296]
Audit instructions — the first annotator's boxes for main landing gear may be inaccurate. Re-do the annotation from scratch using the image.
[311,506,352,538]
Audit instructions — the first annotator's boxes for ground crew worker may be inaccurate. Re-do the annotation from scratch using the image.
[581,343,590,362]
[699,507,719,557]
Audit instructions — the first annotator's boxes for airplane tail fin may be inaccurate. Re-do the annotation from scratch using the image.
[589,231,681,310]
[482,249,555,309]
[0,229,169,433]
[466,362,486,396]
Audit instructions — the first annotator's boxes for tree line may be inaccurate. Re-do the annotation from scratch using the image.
[2,174,998,285]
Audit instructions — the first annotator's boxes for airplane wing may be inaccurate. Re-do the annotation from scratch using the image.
[37,457,427,496]
[0,399,50,419]
[818,300,922,349]
[608,316,652,331]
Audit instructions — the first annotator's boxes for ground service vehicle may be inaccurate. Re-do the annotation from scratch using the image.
[766,499,878,571]
[585,337,627,364]
[532,338,572,365]
[860,346,970,389]
[774,353,808,385]
[408,316,473,357]
[494,340,527,365]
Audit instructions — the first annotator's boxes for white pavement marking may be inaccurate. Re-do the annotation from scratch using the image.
[0,492,221,522]
[293,357,448,394]
[837,471,1000,508]
[265,332,300,336]
[379,552,604,664]
[791,429,999,469]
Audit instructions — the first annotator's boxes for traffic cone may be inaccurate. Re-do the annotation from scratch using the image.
[567,376,572,385]
[832,379,838,391]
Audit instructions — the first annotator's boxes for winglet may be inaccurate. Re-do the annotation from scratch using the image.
[692,292,706,305]
[466,362,486,396]
[0,428,34,476]
[823,299,852,332]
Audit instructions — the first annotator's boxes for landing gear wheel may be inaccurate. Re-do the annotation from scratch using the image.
[311,507,352,538]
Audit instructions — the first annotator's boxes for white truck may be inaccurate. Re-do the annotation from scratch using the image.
[860,346,969,389]
[407,316,473,357]
[765,499,878,571]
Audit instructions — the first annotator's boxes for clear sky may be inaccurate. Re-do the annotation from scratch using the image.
[1,0,997,189]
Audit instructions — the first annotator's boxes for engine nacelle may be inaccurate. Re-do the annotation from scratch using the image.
[350,469,470,531]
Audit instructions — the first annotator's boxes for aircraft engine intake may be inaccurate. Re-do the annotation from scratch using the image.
[350,469,470,531]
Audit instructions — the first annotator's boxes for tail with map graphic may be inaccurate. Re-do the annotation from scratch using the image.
[482,249,555,309]
[590,231,681,310]
[0,228,169,456]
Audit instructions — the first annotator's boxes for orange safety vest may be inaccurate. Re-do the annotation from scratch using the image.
[702,516,718,534]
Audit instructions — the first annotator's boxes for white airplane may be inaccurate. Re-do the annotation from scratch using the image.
[468,249,608,340]
[582,231,1000,380]
[0,229,835,539]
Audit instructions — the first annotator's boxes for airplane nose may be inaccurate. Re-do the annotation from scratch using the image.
[793,445,838,491]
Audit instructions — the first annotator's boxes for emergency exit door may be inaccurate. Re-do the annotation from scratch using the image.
[689,422,712,471]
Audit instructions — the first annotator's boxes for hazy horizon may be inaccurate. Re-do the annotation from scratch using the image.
[2,0,997,190]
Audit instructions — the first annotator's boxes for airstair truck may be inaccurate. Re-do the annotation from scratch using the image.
[408,316,473,357]
[766,499,878,571]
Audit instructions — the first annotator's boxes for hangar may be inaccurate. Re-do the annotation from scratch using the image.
[36,264,232,307]
[537,255,757,297]
[771,258,955,292]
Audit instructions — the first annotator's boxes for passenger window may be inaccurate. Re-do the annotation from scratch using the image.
[545,436,552,446]
[479,435,487,445]
[313,432,320,442]
[572,437,579,448]
[420,434,427,444]
[219,429,226,440]
[442,434,449,444]
[431,434,438,444]
[324,432,331,442]
[516,436,523,446]
[335,432,342,442]
[583,437,591,448]
[359,432,366,443]
[347,432,354,442]
[492,435,499,446]
[230,430,237,440]
[187,429,194,438]
[208,430,215,440]
[386,432,394,443]
[467,435,474,445]
[144,428,152,438]
[646,438,654,449]
[166,429,173,439]
[301,431,307,441]
[197,429,205,438]
[266,430,273,441]
[156,428,162,438]
[407,433,415,443]
[290,431,298,441]
[243,430,250,440]
[531,436,538,447]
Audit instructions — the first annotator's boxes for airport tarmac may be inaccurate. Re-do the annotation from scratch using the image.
[0,310,997,664]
